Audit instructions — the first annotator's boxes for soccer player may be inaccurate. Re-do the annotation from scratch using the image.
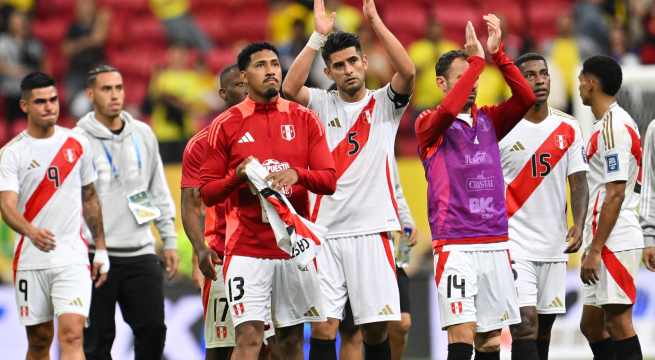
[282,0,415,358]
[500,53,589,360]
[578,55,644,360]
[76,65,179,359]
[200,42,337,360]
[639,109,655,289]
[181,64,247,360]
[0,72,109,359]
[414,17,535,360]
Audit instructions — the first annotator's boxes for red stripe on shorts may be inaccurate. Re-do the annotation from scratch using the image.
[202,277,212,320]
[434,250,450,286]
[381,232,396,275]
[601,246,637,303]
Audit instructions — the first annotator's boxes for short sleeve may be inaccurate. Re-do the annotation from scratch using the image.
[373,83,411,122]
[181,136,207,188]
[599,119,631,183]
[79,137,97,186]
[567,122,589,176]
[0,147,20,193]
[307,88,330,111]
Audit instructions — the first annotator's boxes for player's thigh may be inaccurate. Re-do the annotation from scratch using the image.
[224,255,275,328]
[272,258,325,328]
[15,269,54,327]
[343,233,400,326]
[51,264,92,321]
[26,320,54,349]
[475,250,521,333]
[204,263,236,349]
[434,250,478,331]
[315,237,348,320]
[535,261,567,315]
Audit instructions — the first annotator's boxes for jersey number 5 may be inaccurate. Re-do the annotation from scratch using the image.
[47,166,61,188]
[530,153,552,177]
[347,132,360,156]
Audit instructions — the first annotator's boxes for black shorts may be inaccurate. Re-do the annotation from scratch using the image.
[340,266,411,332]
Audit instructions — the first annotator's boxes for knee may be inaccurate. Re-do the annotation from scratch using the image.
[312,318,340,340]
[605,314,634,339]
[362,322,389,344]
[59,325,83,347]
[390,316,412,338]
[475,331,501,352]
[510,317,538,341]
[236,323,264,349]
[28,328,53,353]
[279,331,303,352]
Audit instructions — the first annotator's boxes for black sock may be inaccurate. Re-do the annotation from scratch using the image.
[309,337,336,360]
[614,336,642,360]
[512,339,539,360]
[474,350,500,360]
[448,343,473,360]
[589,337,615,360]
[537,339,550,360]
[364,337,391,360]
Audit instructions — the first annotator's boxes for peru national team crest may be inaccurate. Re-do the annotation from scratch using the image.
[65,148,77,163]
[281,124,296,141]
[556,135,568,150]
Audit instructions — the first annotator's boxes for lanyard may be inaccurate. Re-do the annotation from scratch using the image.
[101,134,143,178]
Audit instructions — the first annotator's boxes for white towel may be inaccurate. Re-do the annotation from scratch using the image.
[245,160,325,267]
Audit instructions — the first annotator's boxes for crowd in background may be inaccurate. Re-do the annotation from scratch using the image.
[1,0,655,158]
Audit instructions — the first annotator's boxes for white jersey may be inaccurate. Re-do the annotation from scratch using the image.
[584,102,643,252]
[0,126,96,271]
[500,108,588,261]
[307,84,409,237]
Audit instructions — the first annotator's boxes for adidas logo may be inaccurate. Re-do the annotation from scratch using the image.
[328,118,342,128]
[69,297,83,307]
[509,141,525,152]
[500,311,509,322]
[27,160,40,170]
[548,297,564,308]
[304,306,321,317]
[238,132,255,143]
[378,304,394,316]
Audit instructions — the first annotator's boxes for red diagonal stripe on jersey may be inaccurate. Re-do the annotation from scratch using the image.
[380,232,396,275]
[311,97,376,221]
[13,137,83,281]
[586,131,600,160]
[385,157,399,220]
[626,124,643,186]
[506,122,575,218]
[602,246,637,303]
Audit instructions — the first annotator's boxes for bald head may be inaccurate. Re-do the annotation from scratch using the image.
[218,64,247,107]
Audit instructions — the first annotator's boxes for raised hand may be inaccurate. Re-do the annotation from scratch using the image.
[315,0,336,35]
[464,21,485,60]
[362,0,381,23]
[484,13,502,54]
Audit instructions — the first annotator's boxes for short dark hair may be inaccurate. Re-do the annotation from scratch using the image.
[582,55,622,96]
[435,50,467,77]
[237,42,279,71]
[20,72,55,99]
[514,52,547,69]
[321,31,362,64]
[87,64,120,87]
[219,64,240,88]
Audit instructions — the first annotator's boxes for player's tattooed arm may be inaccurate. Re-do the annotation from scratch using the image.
[363,0,415,95]
[581,181,626,284]
[565,171,589,253]
[0,191,56,252]
[82,183,105,246]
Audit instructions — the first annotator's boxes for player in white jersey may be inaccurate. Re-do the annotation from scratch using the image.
[578,56,645,360]
[500,53,589,360]
[282,0,415,359]
[0,72,109,359]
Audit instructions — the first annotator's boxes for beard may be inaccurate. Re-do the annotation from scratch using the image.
[342,79,363,96]
[264,87,279,99]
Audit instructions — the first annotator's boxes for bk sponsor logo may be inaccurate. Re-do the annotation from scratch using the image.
[469,197,495,219]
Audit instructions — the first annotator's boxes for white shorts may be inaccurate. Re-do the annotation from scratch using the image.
[223,255,325,328]
[514,259,567,314]
[434,249,520,332]
[583,248,642,307]
[317,233,400,325]
[14,264,91,326]
[202,263,275,348]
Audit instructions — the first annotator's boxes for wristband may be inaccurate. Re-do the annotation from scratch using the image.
[308,31,328,50]
[93,249,110,274]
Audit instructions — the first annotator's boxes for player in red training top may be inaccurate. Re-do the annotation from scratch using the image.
[200,42,337,360]
[181,64,247,360]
